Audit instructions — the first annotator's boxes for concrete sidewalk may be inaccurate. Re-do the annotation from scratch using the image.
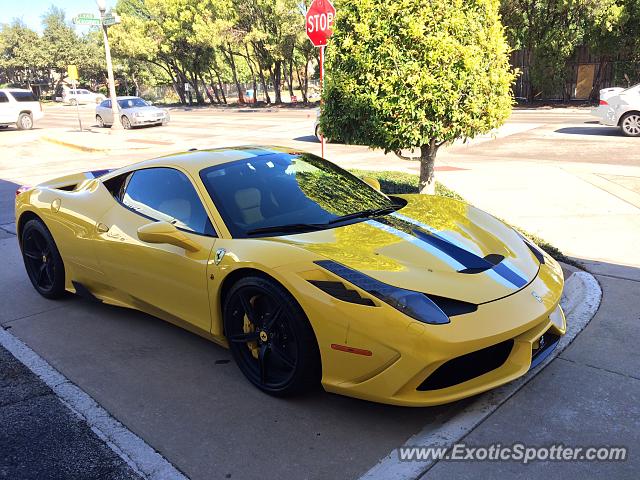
[421,260,640,479]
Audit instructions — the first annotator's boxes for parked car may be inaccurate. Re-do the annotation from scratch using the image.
[0,88,44,130]
[16,146,565,404]
[62,88,106,106]
[95,96,169,129]
[591,83,640,137]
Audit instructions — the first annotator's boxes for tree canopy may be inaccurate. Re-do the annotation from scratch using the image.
[320,0,516,193]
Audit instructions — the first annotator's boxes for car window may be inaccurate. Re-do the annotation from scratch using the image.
[118,98,148,109]
[9,91,37,102]
[100,99,111,108]
[81,90,90,94]
[121,167,215,236]
[0,92,8,103]
[199,152,394,237]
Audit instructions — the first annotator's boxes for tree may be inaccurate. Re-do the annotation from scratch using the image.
[320,0,515,194]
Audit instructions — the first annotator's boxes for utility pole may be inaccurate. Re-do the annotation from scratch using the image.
[96,0,122,132]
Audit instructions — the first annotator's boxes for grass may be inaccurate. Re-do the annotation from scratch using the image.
[348,169,575,266]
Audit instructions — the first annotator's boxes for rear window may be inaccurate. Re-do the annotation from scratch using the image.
[10,91,37,102]
[0,93,8,103]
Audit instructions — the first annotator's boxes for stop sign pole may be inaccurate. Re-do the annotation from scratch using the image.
[306,0,336,158]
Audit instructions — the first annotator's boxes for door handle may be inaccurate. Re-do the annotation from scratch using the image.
[96,223,110,233]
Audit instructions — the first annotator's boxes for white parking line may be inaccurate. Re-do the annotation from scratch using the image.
[0,327,188,480]
[359,271,602,480]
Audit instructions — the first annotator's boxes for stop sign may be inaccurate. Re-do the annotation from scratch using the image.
[305,0,336,47]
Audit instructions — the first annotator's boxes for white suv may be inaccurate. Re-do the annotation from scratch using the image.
[591,84,640,137]
[62,88,106,105]
[0,89,44,130]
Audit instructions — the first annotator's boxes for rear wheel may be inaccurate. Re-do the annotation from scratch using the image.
[620,112,640,137]
[223,276,320,396]
[121,116,132,129]
[16,113,33,130]
[21,219,66,299]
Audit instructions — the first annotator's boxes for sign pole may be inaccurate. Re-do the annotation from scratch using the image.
[73,79,83,131]
[320,45,324,158]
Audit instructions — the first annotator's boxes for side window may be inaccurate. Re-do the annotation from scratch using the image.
[100,99,111,108]
[9,91,36,102]
[0,92,8,103]
[121,168,215,236]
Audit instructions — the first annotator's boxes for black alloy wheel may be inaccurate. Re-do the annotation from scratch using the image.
[21,219,66,298]
[223,276,320,396]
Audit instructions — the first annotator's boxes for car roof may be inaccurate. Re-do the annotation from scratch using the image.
[103,146,301,178]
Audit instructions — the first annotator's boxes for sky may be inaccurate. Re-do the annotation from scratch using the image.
[0,0,116,32]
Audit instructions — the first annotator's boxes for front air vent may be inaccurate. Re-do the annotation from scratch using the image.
[425,294,477,317]
[524,240,545,264]
[308,280,376,306]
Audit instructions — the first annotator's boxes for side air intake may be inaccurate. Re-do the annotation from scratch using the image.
[308,280,376,306]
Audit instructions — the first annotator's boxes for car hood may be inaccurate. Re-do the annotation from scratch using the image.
[272,194,541,304]
[126,106,162,114]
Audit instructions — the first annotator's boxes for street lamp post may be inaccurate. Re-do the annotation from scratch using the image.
[96,0,122,132]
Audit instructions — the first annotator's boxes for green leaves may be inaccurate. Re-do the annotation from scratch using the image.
[320,0,515,154]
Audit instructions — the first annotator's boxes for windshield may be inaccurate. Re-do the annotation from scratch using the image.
[118,98,148,109]
[199,152,396,237]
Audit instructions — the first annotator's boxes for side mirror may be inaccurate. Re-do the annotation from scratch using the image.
[361,176,381,191]
[137,221,200,252]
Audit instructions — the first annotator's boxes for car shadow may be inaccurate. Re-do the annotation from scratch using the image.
[293,135,320,143]
[554,126,622,136]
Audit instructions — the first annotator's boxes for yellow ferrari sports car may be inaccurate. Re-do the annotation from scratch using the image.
[15,146,565,406]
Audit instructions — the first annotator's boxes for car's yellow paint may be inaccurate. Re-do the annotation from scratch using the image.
[15,146,565,406]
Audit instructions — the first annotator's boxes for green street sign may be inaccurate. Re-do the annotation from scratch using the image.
[101,14,121,26]
[73,16,101,26]
[76,13,95,19]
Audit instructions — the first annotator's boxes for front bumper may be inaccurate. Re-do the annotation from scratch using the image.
[130,114,168,126]
[292,258,566,407]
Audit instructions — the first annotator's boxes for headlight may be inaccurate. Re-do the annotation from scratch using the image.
[133,112,143,117]
[315,260,450,325]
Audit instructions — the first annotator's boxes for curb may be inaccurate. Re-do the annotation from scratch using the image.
[359,268,602,480]
[41,135,108,153]
[0,328,188,480]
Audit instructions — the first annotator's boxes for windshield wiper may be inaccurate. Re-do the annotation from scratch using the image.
[246,205,401,236]
[246,223,329,235]
[327,205,401,224]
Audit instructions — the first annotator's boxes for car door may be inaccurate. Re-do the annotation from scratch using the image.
[96,167,217,332]
[100,100,113,123]
[0,92,12,123]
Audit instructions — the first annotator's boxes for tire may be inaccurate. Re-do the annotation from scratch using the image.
[121,116,132,129]
[21,219,66,299]
[96,115,105,128]
[69,99,77,106]
[315,125,331,143]
[16,113,33,130]
[620,112,640,137]
[223,275,321,396]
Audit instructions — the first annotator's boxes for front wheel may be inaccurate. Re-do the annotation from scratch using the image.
[121,116,132,129]
[223,276,321,396]
[17,113,33,130]
[21,219,66,299]
[96,115,105,128]
[620,112,640,137]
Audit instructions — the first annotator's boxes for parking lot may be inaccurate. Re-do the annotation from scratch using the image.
[1,104,639,479]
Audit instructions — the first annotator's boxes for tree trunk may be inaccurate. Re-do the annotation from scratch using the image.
[272,61,282,104]
[207,69,221,103]
[258,69,271,104]
[200,73,215,104]
[213,69,227,104]
[243,44,258,102]
[224,44,244,104]
[295,63,307,104]
[419,141,439,194]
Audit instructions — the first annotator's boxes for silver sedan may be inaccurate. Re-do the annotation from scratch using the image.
[95,96,169,129]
